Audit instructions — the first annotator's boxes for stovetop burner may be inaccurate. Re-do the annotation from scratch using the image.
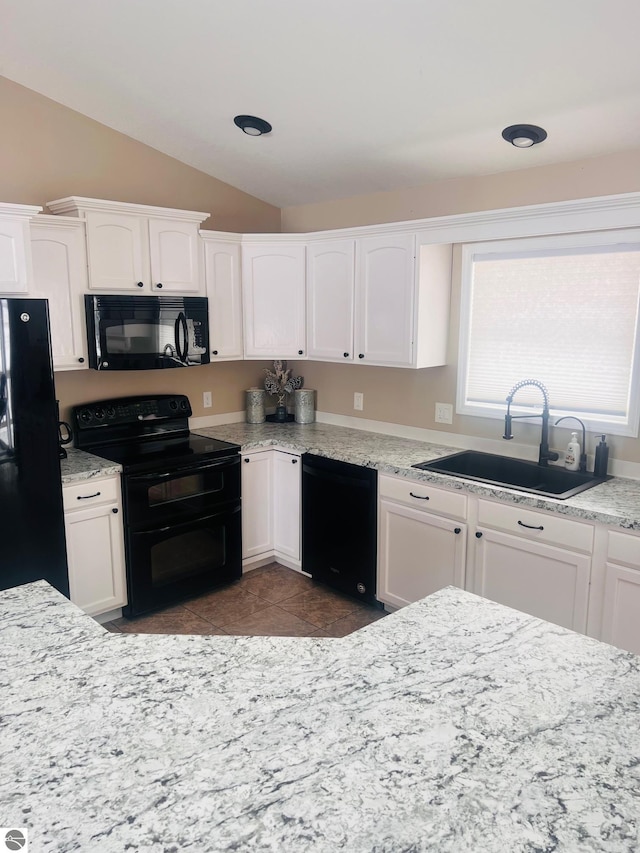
[72,394,239,474]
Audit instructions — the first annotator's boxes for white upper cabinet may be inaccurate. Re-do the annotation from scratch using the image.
[306,239,355,362]
[84,211,148,291]
[306,233,451,369]
[29,216,89,371]
[355,234,416,366]
[147,218,202,293]
[242,242,306,358]
[0,202,42,294]
[46,197,208,294]
[201,232,243,360]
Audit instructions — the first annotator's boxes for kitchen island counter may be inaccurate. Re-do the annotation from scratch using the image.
[2,580,639,851]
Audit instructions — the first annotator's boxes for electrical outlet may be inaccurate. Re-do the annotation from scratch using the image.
[354,392,364,411]
[435,402,453,424]
[203,391,212,409]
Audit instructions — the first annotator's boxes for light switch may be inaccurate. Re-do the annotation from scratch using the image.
[435,402,453,424]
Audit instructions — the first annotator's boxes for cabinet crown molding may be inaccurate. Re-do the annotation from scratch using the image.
[46,196,209,224]
[0,202,42,219]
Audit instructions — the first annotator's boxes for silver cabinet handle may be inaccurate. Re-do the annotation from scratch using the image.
[409,492,429,500]
[77,491,101,500]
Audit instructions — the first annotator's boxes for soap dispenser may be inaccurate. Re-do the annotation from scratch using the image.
[594,435,609,477]
[565,432,580,471]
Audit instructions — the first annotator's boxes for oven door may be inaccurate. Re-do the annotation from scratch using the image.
[124,456,240,528]
[85,294,209,370]
[123,504,241,617]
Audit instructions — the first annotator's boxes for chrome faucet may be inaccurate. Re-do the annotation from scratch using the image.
[503,379,559,466]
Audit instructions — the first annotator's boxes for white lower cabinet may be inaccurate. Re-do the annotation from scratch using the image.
[600,530,640,654]
[241,450,274,560]
[470,499,592,632]
[273,450,301,561]
[63,476,126,616]
[377,474,467,609]
[241,447,301,568]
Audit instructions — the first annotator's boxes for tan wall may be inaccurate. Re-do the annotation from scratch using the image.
[0,76,280,233]
[0,76,280,420]
[55,361,270,426]
[283,152,640,463]
[281,148,640,232]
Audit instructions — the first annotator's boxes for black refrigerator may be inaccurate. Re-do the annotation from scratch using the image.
[0,298,69,596]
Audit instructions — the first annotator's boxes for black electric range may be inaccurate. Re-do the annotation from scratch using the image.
[72,395,242,617]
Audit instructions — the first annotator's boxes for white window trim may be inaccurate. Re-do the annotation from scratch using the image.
[457,228,640,439]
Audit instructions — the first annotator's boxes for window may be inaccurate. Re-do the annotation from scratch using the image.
[457,229,640,437]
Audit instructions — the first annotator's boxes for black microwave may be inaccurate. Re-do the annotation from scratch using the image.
[85,295,210,370]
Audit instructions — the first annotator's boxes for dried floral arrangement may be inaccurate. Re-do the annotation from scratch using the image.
[264,360,303,407]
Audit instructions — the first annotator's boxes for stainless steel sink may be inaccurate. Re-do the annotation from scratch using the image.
[412,450,611,499]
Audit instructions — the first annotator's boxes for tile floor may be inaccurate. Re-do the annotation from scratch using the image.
[103,562,387,638]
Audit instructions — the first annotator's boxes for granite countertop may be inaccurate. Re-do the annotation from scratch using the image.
[194,422,640,530]
[59,421,640,529]
[60,447,122,483]
[2,579,639,851]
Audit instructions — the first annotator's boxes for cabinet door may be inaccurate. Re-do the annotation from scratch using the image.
[241,451,273,558]
[473,527,590,632]
[148,218,202,293]
[354,234,415,366]
[64,502,126,616]
[306,240,355,362]
[30,221,89,370]
[601,563,640,655]
[378,499,466,609]
[204,239,243,359]
[85,211,148,291]
[273,451,301,560]
[242,244,305,358]
[0,218,31,293]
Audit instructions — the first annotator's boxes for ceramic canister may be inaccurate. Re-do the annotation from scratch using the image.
[245,388,266,423]
[294,388,315,424]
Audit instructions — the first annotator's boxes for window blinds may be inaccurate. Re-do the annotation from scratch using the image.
[462,244,640,426]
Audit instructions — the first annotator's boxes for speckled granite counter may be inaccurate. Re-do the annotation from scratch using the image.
[2,580,639,852]
[59,421,640,529]
[60,447,121,483]
[193,421,640,530]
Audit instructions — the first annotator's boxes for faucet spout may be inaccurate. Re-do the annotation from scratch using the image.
[503,379,559,466]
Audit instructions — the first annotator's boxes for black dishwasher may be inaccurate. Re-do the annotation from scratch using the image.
[302,454,378,604]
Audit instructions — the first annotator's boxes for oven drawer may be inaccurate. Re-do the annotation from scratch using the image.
[123,503,242,616]
[124,455,240,528]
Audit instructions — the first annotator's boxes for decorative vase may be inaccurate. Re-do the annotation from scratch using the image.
[294,389,315,424]
[274,404,289,422]
[245,389,266,424]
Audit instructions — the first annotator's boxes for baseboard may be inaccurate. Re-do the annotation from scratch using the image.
[93,607,123,624]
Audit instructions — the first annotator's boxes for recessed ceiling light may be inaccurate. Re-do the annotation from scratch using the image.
[233,115,272,136]
[501,124,547,148]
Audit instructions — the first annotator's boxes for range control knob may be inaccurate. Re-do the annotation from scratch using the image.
[93,407,105,420]
[180,400,188,410]
[78,409,92,424]
[106,406,116,419]
[169,400,178,410]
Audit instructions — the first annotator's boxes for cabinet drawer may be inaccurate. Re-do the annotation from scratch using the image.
[63,477,120,512]
[378,474,467,520]
[477,499,593,552]
[607,530,640,568]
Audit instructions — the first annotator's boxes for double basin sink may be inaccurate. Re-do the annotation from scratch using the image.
[413,450,611,499]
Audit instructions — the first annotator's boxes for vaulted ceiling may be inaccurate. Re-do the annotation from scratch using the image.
[2,0,639,207]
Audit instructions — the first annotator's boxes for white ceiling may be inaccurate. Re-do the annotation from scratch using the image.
[2,0,640,208]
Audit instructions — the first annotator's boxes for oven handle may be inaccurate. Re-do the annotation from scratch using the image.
[127,455,240,482]
[135,502,241,535]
